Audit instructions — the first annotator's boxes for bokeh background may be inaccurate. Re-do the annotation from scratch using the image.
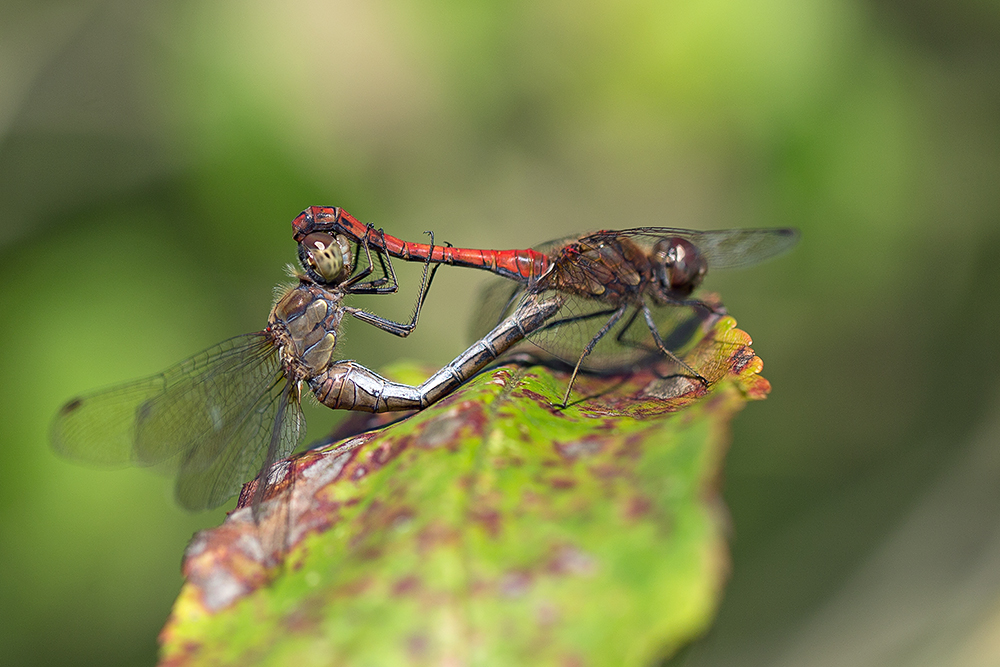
[2,1,999,665]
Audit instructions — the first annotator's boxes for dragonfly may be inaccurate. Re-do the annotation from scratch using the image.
[292,206,799,405]
[51,227,562,512]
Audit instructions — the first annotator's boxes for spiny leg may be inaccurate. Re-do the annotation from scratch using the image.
[612,305,698,358]
[346,231,440,337]
[560,304,628,408]
[661,293,725,316]
[612,306,659,356]
[532,305,623,334]
[641,303,708,386]
[343,225,398,294]
[364,228,397,290]
[405,231,439,325]
[341,223,380,289]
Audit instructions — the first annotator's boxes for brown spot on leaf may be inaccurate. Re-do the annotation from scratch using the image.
[469,507,502,538]
[499,570,533,598]
[406,633,429,660]
[389,508,415,533]
[536,602,560,627]
[283,604,321,633]
[622,495,653,521]
[548,477,576,490]
[516,388,565,415]
[415,521,459,554]
[415,412,464,449]
[547,545,598,577]
[497,455,525,467]
[614,434,644,461]
[331,576,373,599]
[588,462,624,480]
[369,439,406,468]
[456,473,476,491]
[729,345,756,373]
[356,546,382,560]
[392,575,421,596]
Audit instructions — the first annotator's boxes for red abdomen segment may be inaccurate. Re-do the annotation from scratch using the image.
[292,206,549,283]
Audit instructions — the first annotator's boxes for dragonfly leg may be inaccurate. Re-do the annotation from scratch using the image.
[560,304,629,408]
[354,240,393,290]
[364,228,402,291]
[611,306,683,357]
[532,305,622,334]
[641,303,708,386]
[661,293,726,316]
[612,306,652,352]
[340,223,379,289]
[342,226,398,294]
[344,232,440,337]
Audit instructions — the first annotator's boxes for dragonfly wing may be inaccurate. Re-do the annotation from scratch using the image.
[606,227,799,270]
[174,376,304,512]
[470,277,658,371]
[53,377,169,468]
[613,294,712,358]
[131,334,280,467]
[51,333,304,510]
[684,228,799,269]
[471,273,721,373]
[470,277,528,338]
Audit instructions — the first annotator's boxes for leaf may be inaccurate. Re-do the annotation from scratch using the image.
[158,314,770,667]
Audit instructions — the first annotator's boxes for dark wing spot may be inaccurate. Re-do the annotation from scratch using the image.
[59,398,83,415]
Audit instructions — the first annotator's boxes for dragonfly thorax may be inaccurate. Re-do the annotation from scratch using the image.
[268,283,345,380]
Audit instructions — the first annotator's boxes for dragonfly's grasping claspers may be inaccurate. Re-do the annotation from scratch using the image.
[51,228,561,512]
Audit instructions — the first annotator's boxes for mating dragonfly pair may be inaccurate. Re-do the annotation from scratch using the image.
[52,207,798,511]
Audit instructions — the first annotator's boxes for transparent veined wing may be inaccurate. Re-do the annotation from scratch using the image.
[51,333,305,510]
[604,227,800,270]
[470,279,711,372]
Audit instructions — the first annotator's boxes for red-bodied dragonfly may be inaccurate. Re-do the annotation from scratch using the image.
[52,228,561,511]
[292,206,799,405]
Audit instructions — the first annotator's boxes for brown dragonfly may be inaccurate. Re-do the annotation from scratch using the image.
[292,206,799,405]
[51,228,561,511]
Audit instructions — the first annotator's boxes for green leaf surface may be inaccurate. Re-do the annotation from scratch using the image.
[159,314,770,667]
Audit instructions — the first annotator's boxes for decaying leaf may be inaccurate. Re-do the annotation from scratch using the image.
[159,312,770,667]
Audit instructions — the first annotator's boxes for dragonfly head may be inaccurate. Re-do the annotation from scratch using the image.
[652,237,707,297]
[298,232,353,285]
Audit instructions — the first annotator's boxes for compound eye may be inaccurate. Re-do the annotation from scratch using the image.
[652,237,707,296]
[301,232,344,283]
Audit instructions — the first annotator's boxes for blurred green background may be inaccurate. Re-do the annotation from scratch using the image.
[2,1,999,665]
